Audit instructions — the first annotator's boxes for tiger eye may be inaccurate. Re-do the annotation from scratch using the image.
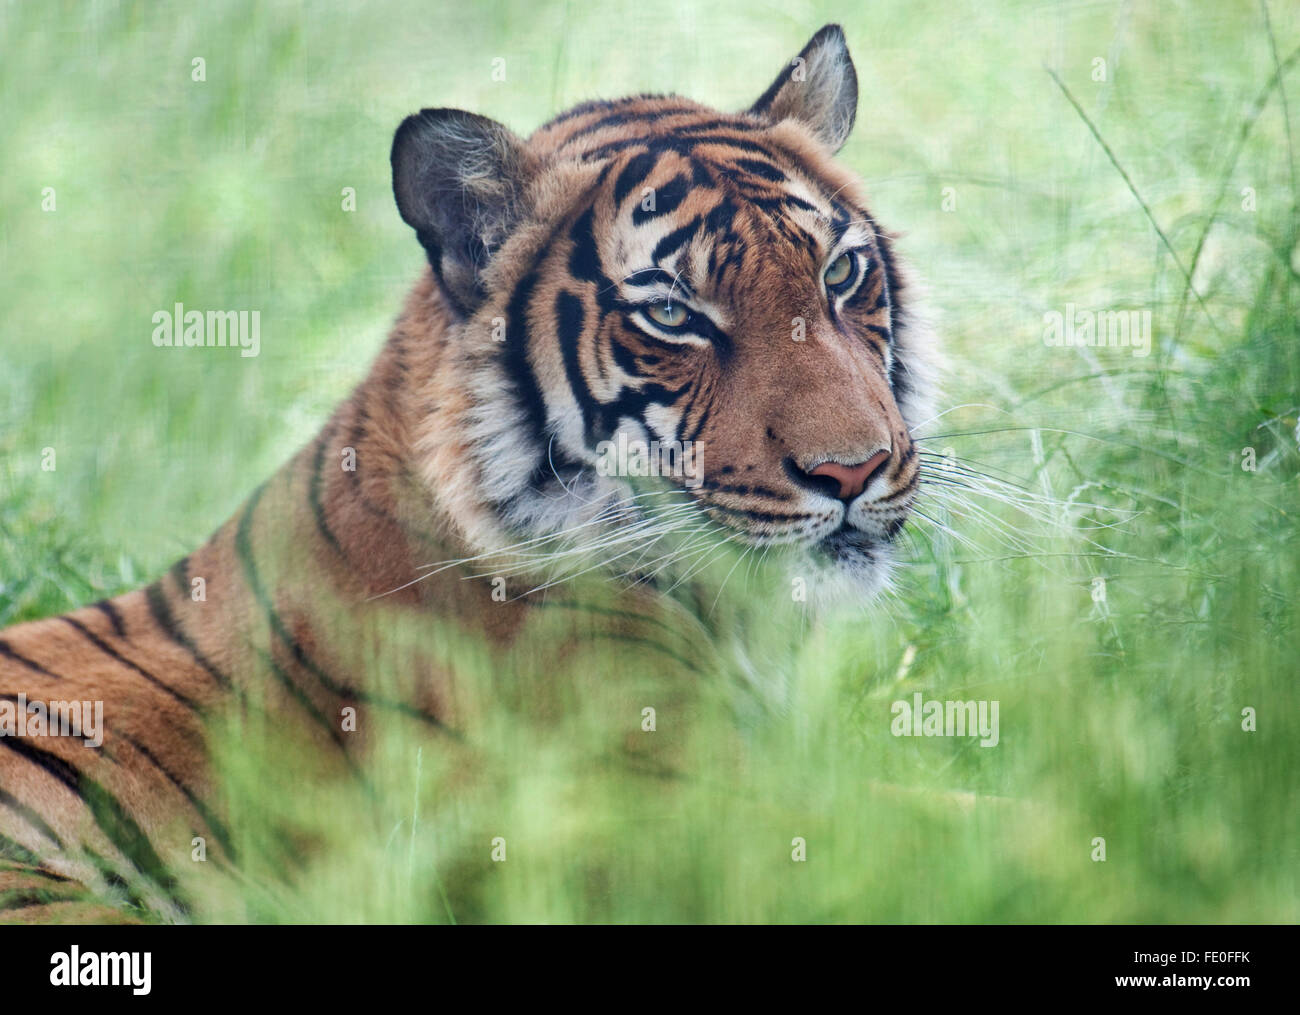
[646,301,689,328]
[824,252,854,288]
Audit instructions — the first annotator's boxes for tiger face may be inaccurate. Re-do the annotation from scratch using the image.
[393,25,938,597]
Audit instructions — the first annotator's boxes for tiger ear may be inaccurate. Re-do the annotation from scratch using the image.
[391,108,535,317]
[747,24,858,152]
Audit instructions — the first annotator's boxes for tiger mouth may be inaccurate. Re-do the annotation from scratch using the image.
[605,476,906,564]
[683,495,900,557]
[817,523,881,562]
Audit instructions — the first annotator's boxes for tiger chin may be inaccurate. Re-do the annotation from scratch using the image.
[0,24,938,919]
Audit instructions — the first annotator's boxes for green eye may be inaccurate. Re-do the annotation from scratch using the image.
[824,252,855,289]
[646,300,689,329]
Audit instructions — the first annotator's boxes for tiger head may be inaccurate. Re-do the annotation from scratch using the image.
[392,25,938,599]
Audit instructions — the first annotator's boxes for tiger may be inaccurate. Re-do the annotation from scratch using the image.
[0,23,938,922]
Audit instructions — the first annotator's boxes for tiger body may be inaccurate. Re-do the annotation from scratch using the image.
[0,25,938,921]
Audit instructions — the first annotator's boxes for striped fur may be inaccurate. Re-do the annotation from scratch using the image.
[0,25,938,921]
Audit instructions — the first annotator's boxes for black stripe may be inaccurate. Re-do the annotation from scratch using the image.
[875,237,901,302]
[556,290,602,443]
[331,402,443,545]
[599,380,689,431]
[863,218,901,300]
[705,502,813,524]
[92,600,126,638]
[870,233,907,395]
[842,265,883,311]
[496,167,615,498]
[145,582,232,689]
[542,97,618,129]
[0,736,185,907]
[502,270,547,446]
[117,732,236,861]
[622,267,687,293]
[704,196,737,234]
[717,245,746,280]
[652,215,701,264]
[632,173,690,225]
[253,647,353,758]
[857,283,889,310]
[875,483,914,504]
[568,205,603,282]
[699,479,789,500]
[562,104,705,144]
[674,118,765,137]
[0,787,65,848]
[662,133,780,157]
[583,131,780,164]
[0,640,61,680]
[0,737,78,796]
[310,424,347,560]
[579,632,696,671]
[0,692,99,747]
[82,847,148,912]
[733,157,786,183]
[682,391,712,444]
[0,889,74,912]
[234,484,456,737]
[689,313,733,359]
[749,196,819,245]
[532,599,682,638]
[0,861,70,883]
[782,195,822,218]
[611,328,690,368]
[609,332,644,376]
[59,616,203,714]
[612,149,658,207]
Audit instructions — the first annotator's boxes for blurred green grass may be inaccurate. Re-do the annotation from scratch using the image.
[1,0,1298,922]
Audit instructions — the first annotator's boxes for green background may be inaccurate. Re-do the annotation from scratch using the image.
[1,0,1297,922]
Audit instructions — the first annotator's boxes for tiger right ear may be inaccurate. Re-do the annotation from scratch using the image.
[391,108,536,317]
[747,24,859,152]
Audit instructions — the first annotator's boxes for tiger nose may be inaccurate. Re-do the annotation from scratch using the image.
[808,450,890,501]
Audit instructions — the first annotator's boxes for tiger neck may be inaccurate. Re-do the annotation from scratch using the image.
[284,270,581,613]
[294,271,479,604]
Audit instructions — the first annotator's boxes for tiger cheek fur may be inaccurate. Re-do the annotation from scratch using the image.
[0,23,938,920]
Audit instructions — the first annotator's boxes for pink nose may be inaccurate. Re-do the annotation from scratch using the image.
[808,450,890,501]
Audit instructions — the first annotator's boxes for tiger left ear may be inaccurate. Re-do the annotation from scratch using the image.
[391,108,536,317]
[747,24,858,152]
